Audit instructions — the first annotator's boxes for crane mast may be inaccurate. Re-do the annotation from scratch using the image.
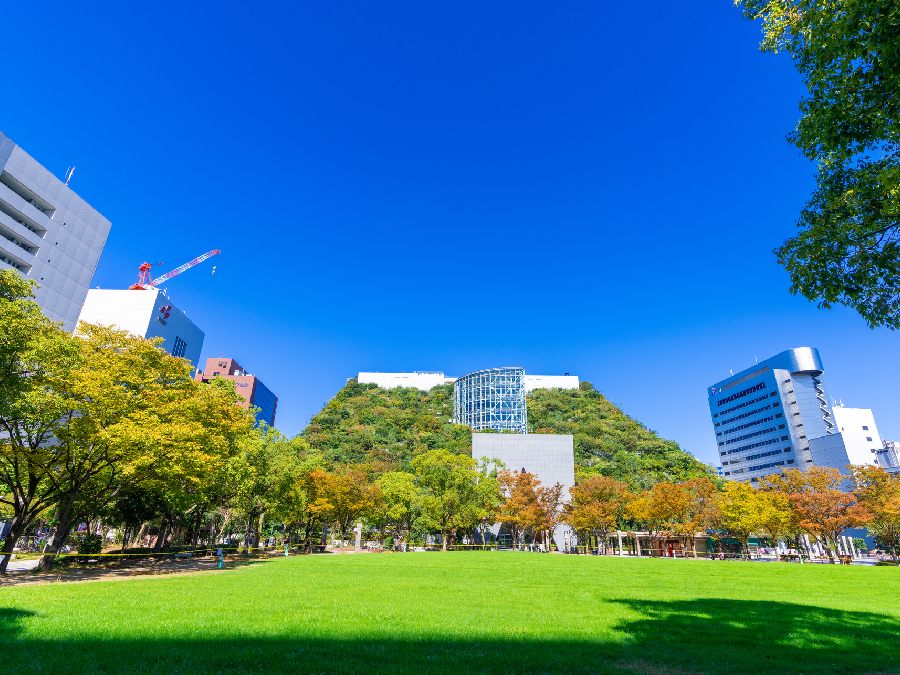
[129,249,221,290]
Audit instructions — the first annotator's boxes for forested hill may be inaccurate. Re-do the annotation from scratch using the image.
[301,380,712,486]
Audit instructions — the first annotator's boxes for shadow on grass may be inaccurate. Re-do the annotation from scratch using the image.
[0,599,897,673]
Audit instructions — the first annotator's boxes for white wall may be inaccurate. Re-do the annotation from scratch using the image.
[77,289,205,369]
[358,371,449,390]
[358,371,580,392]
[524,375,579,392]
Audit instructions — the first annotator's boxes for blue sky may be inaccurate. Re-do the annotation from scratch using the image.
[3,1,896,465]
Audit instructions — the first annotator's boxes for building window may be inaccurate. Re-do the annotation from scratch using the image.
[172,336,187,358]
[866,436,873,442]
[863,425,869,430]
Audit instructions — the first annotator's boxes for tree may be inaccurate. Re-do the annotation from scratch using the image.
[737,0,900,328]
[716,482,762,557]
[0,271,79,573]
[758,472,815,561]
[773,467,870,562]
[498,470,543,549]
[315,468,376,544]
[412,449,499,551]
[627,482,687,555]
[852,466,900,560]
[565,476,630,554]
[374,471,422,549]
[677,477,720,557]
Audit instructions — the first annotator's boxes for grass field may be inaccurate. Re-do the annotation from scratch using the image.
[1,552,898,674]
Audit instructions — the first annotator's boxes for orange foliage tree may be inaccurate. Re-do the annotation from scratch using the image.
[852,466,900,561]
[565,476,630,554]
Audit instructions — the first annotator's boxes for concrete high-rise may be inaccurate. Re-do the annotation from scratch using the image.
[708,347,836,483]
[194,357,278,427]
[0,132,111,331]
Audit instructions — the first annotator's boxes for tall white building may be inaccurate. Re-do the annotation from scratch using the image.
[77,289,205,369]
[808,406,883,482]
[0,132,111,331]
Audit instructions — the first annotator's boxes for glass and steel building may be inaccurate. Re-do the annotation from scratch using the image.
[708,347,835,483]
[454,367,528,433]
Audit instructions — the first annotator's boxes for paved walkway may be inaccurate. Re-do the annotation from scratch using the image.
[0,555,270,587]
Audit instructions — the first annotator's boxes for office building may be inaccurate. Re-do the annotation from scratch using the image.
[194,357,278,427]
[708,347,836,483]
[472,432,575,550]
[0,132,111,331]
[877,441,900,474]
[358,371,578,394]
[77,289,204,368]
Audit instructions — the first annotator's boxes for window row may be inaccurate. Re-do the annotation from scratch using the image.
[715,382,766,407]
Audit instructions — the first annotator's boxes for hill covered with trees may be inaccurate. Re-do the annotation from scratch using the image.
[301,380,712,486]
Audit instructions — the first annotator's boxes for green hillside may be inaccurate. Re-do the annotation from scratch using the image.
[302,380,711,486]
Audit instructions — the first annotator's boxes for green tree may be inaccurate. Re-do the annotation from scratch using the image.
[374,471,422,549]
[413,449,500,551]
[0,271,79,573]
[737,0,900,328]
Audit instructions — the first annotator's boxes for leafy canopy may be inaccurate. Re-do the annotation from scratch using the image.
[737,0,900,327]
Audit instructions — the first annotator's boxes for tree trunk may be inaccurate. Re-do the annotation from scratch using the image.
[38,493,79,571]
[0,515,31,574]
[154,519,170,551]
[134,522,148,548]
[441,529,448,551]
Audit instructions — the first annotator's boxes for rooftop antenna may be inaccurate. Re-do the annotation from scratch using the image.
[64,165,76,186]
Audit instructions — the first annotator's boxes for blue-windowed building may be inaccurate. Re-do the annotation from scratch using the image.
[708,347,836,483]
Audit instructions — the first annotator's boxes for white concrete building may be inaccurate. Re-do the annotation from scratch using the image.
[77,289,205,369]
[357,371,579,392]
[808,406,884,487]
[357,371,451,390]
[0,132,111,331]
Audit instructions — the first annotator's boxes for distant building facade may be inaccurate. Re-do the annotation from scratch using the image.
[0,131,111,331]
[472,432,575,550]
[77,289,204,368]
[358,371,579,394]
[194,357,277,427]
[708,347,836,483]
[357,371,450,390]
[877,441,900,475]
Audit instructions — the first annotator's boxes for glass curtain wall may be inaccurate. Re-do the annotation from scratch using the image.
[453,367,528,433]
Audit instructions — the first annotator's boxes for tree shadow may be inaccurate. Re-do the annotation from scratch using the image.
[0,598,896,673]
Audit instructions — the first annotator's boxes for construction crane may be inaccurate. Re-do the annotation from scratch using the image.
[129,249,221,290]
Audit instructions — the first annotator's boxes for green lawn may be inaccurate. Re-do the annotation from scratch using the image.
[1,553,898,673]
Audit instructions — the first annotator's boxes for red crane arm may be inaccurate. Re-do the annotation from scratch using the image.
[149,249,221,287]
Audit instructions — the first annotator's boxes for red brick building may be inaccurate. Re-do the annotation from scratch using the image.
[194,357,278,427]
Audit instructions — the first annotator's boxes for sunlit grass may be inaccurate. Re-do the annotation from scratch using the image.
[1,552,897,673]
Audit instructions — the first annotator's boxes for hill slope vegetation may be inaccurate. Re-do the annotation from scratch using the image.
[302,380,711,486]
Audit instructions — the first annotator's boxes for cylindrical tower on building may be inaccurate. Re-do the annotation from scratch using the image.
[453,367,528,433]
